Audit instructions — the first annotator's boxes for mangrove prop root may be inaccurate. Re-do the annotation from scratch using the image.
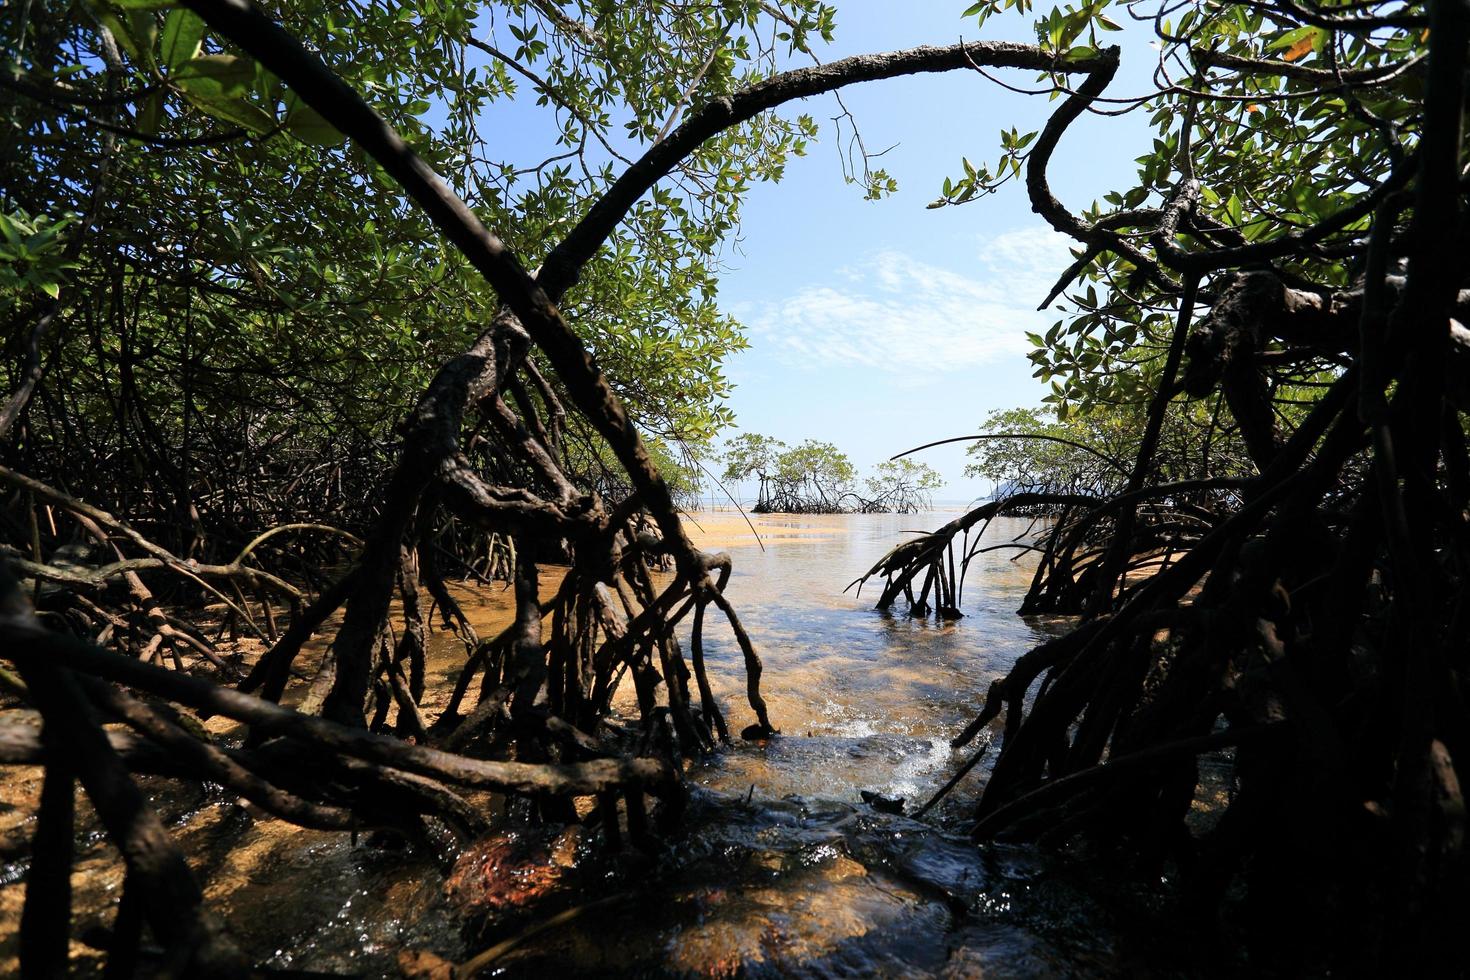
[859,11,1470,972]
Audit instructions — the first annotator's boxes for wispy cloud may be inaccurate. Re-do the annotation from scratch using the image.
[739,226,1075,373]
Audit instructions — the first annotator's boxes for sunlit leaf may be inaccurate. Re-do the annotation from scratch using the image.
[160,8,205,72]
[173,54,256,100]
[183,92,275,133]
[285,98,345,146]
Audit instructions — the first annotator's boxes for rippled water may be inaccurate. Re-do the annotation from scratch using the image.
[482,512,1213,978]
[0,511,1219,977]
[679,510,1068,809]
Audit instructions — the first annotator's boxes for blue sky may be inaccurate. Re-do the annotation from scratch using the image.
[700,2,1159,502]
[465,1,1162,503]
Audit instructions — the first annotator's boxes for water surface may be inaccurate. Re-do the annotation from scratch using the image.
[487,511,1201,977]
[682,509,1065,806]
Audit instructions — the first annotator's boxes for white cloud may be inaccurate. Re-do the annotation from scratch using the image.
[741,226,1076,373]
[979,225,1079,293]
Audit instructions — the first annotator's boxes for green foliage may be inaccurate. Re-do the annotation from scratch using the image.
[774,438,855,503]
[938,0,1428,421]
[862,458,943,513]
[722,434,943,513]
[866,458,943,497]
[0,209,76,300]
[2,0,844,530]
[721,433,855,511]
[965,406,1129,494]
[720,432,786,484]
[966,402,1251,497]
[563,423,705,508]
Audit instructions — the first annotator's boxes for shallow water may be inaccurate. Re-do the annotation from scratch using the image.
[678,510,1069,808]
[484,512,1199,977]
[0,511,1217,977]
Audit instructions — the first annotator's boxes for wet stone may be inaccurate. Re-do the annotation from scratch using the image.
[445,825,593,929]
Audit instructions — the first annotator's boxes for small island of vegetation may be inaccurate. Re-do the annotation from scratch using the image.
[718,432,943,513]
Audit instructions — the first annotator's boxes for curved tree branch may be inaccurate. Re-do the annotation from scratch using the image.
[538,40,1117,299]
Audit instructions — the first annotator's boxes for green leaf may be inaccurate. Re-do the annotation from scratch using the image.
[1225,192,1244,225]
[1267,25,1316,51]
[173,54,256,100]
[137,88,165,134]
[160,8,204,72]
[127,10,159,64]
[110,0,175,7]
[1059,8,1090,48]
[284,98,345,146]
[254,66,283,107]
[91,10,142,58]
[185,92,276,133]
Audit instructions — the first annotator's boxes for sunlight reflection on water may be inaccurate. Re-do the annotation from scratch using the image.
[680,510,1067,809]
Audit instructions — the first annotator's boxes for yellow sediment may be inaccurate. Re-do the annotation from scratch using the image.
[680,510,851,551]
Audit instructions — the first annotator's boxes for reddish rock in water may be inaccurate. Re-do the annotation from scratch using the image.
[443,826,588,922]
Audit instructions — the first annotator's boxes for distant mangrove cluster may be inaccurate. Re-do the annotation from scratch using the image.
[718,433,942,513]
